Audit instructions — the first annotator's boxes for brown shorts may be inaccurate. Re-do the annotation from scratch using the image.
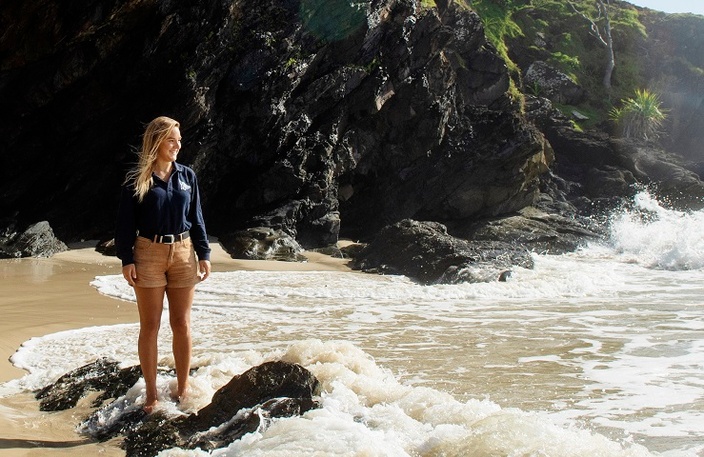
[133,236,199,289]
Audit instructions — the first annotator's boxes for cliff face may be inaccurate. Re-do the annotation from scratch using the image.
[0,0,547,246]
[639,11,704,160]
[2,0,703,258]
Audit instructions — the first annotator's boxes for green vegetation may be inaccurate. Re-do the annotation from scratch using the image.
[609,89,667,140]
[468,0,524,75]
[466,0,527,105]
[555,102,601,130]
[284,57,298,70]
[467,0,649,125]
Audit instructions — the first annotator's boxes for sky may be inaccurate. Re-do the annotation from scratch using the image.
[626,0,704,15]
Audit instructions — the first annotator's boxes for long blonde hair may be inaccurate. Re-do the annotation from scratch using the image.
[124,116,180,202]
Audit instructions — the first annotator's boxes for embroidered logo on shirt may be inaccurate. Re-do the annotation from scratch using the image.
[179,180,192,191]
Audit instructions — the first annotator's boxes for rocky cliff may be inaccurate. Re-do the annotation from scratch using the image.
[0,0,545,245]
[1,0,703,274]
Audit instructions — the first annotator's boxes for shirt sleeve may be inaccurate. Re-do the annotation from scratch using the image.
[115,183,138,266]
[187,171,211,262]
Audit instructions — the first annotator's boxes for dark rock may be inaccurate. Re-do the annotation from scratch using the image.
[186,397,318,452]
[88,408,150,443]
[0,220,67,258]
[120,361,320,457]
[352,219,534,285]
[117,396,319,457]
[120,411,180,457]
[182,360,319,431]
[308,245,349,258]
[449,206,605,255]
[527,96,704,214]
[583,166,637,201]
[35,358,141,411]
[339,242,367,259]
[336,11,550,237]
[219,227,307,262]
[613,140,704,210]
[3,0,704,274]
[498,270,511,282]
[37,359,322,456]
[96,238,117,256]
[0,0,548,250]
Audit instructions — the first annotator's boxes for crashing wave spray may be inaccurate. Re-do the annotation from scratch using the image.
[605,191,704,270]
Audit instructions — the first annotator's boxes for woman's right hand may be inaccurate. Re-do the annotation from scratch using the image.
[122,264,137,287]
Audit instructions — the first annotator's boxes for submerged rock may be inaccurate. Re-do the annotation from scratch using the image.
[36,359,320,456]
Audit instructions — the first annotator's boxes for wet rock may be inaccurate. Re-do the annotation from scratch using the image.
[339,242,366,259]
[449,206,605,255]
[121,361,320,456]
[526,95,704,214]
[613,140,704,210]
[5,0,704,262]
[38,359,320,456]
[352,219,534,285]
[184,360,319,430]
[35,358,141,411]
[309,244,350,259]
[186,397,318,452]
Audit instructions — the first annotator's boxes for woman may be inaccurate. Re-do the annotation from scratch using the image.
[115,116,211,412]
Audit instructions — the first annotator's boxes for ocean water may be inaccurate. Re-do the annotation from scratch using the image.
[2,191,703,457]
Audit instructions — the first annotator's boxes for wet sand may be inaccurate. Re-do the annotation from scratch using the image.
[0,241,352,456]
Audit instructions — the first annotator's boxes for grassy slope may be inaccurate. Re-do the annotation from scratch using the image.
[466,0,703,131]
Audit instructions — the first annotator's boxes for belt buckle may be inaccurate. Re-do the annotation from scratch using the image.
[161,234,175,244]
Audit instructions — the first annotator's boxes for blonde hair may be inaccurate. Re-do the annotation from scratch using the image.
[124,116,180,202]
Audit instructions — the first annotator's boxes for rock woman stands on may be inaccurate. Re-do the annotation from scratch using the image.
[115,116,211,413]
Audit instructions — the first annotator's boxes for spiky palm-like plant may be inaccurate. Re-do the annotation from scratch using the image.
[609,89,667,141]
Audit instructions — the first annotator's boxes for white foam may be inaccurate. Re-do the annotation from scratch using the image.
[608,191,704,270]
[152,340,655,457]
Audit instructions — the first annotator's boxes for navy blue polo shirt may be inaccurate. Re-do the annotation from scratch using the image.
[115,163,211,267]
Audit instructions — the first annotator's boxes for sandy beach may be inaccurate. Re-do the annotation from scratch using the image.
[0,241,352,456]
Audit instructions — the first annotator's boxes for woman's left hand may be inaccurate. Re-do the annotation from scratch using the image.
[198,260,211,281]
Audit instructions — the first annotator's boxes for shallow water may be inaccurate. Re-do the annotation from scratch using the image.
[2,192,703,456]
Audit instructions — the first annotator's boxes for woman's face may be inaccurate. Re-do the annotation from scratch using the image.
[156,126,181,163]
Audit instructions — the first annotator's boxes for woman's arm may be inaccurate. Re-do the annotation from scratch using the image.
[115,184,138,266]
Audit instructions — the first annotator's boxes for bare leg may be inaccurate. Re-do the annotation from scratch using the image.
[166,286,194,401]
[135,286,166,412]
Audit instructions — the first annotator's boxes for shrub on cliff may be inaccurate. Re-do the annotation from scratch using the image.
[609,89,667,141]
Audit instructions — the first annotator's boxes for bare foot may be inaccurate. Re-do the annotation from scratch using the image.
[174,390,187,404]
[174,382,188,404]
[143,399,159,414]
